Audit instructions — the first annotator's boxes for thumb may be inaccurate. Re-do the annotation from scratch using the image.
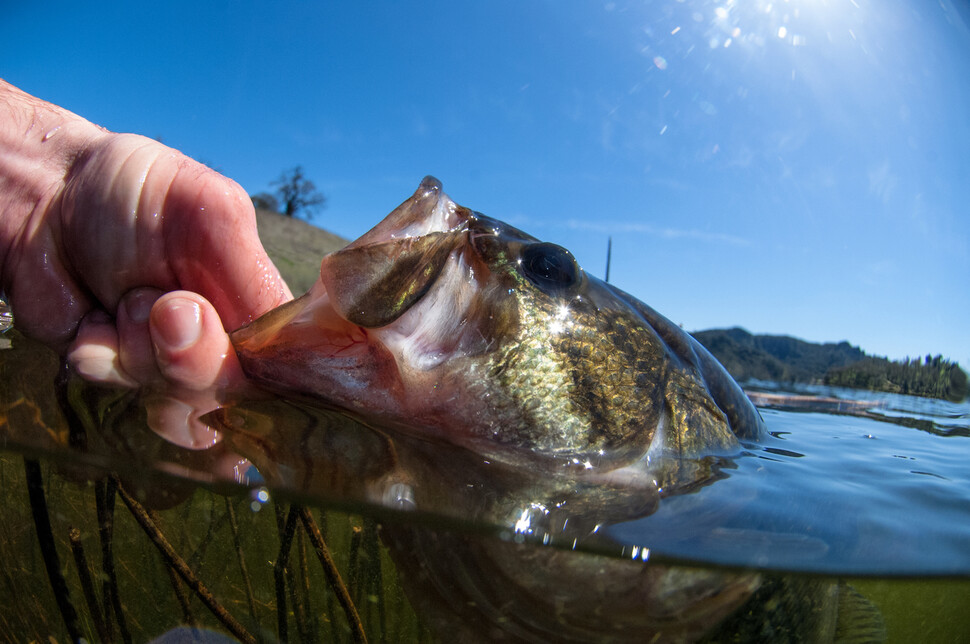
[150,291,246,391]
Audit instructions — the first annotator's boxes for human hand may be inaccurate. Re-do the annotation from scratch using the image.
[1,80,292,440]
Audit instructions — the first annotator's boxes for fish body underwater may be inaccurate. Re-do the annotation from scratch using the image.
[227,177,883,642]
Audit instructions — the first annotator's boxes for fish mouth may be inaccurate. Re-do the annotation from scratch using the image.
[229,176,488,404]
[342,176,469,250]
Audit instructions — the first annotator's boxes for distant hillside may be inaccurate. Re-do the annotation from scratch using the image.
[691,327,867,384]
[254,207,349,294]
[825,355,968,402]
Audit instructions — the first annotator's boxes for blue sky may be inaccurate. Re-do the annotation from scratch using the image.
[3,1,968,364]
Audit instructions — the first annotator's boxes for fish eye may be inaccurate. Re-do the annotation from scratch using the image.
[519,243,581,294]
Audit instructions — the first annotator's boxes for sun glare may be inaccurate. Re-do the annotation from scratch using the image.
[547,302,573,336]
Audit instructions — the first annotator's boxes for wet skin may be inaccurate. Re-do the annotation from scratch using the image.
[1,81,287,390]
[2,80,292,444]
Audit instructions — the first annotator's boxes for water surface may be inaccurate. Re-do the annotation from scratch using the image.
[608,383,970,576]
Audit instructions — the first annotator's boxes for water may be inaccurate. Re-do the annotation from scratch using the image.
[607,384,970,577]
[1,332,968,642]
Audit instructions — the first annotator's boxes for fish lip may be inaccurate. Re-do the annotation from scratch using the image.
[416,181,474,237]
[400,175,449,237]
[230,291,309,346]
[418,175,442,197]
[340,176,473,251]
[230,286,356,360]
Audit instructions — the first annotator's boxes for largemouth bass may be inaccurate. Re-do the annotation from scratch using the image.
[231,176,765,470]
[219,178,883,641]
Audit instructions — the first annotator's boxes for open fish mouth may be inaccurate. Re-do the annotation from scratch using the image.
[228,176,500,419]
[232,176,459,347]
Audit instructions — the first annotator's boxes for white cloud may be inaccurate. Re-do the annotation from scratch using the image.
[868,159,898,204]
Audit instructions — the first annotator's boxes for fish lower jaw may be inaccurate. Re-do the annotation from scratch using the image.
[396,192,464,239]
[351,178,467,246]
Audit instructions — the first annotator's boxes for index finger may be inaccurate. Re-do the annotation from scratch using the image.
[161,162,293,330]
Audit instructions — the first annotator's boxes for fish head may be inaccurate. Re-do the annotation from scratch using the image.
[231,176,751,468]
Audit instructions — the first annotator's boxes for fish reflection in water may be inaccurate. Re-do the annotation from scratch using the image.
[206,397,876,643]
[212,178,884,642]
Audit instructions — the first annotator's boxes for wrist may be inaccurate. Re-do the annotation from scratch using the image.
[0,79,107,288]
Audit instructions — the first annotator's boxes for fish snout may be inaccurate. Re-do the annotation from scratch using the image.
[342,176,468,250]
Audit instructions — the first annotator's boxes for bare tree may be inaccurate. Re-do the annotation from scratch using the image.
[271,165,326,218]
[250,192,280,213]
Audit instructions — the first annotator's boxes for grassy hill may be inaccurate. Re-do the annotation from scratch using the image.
[254,208,349,294]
